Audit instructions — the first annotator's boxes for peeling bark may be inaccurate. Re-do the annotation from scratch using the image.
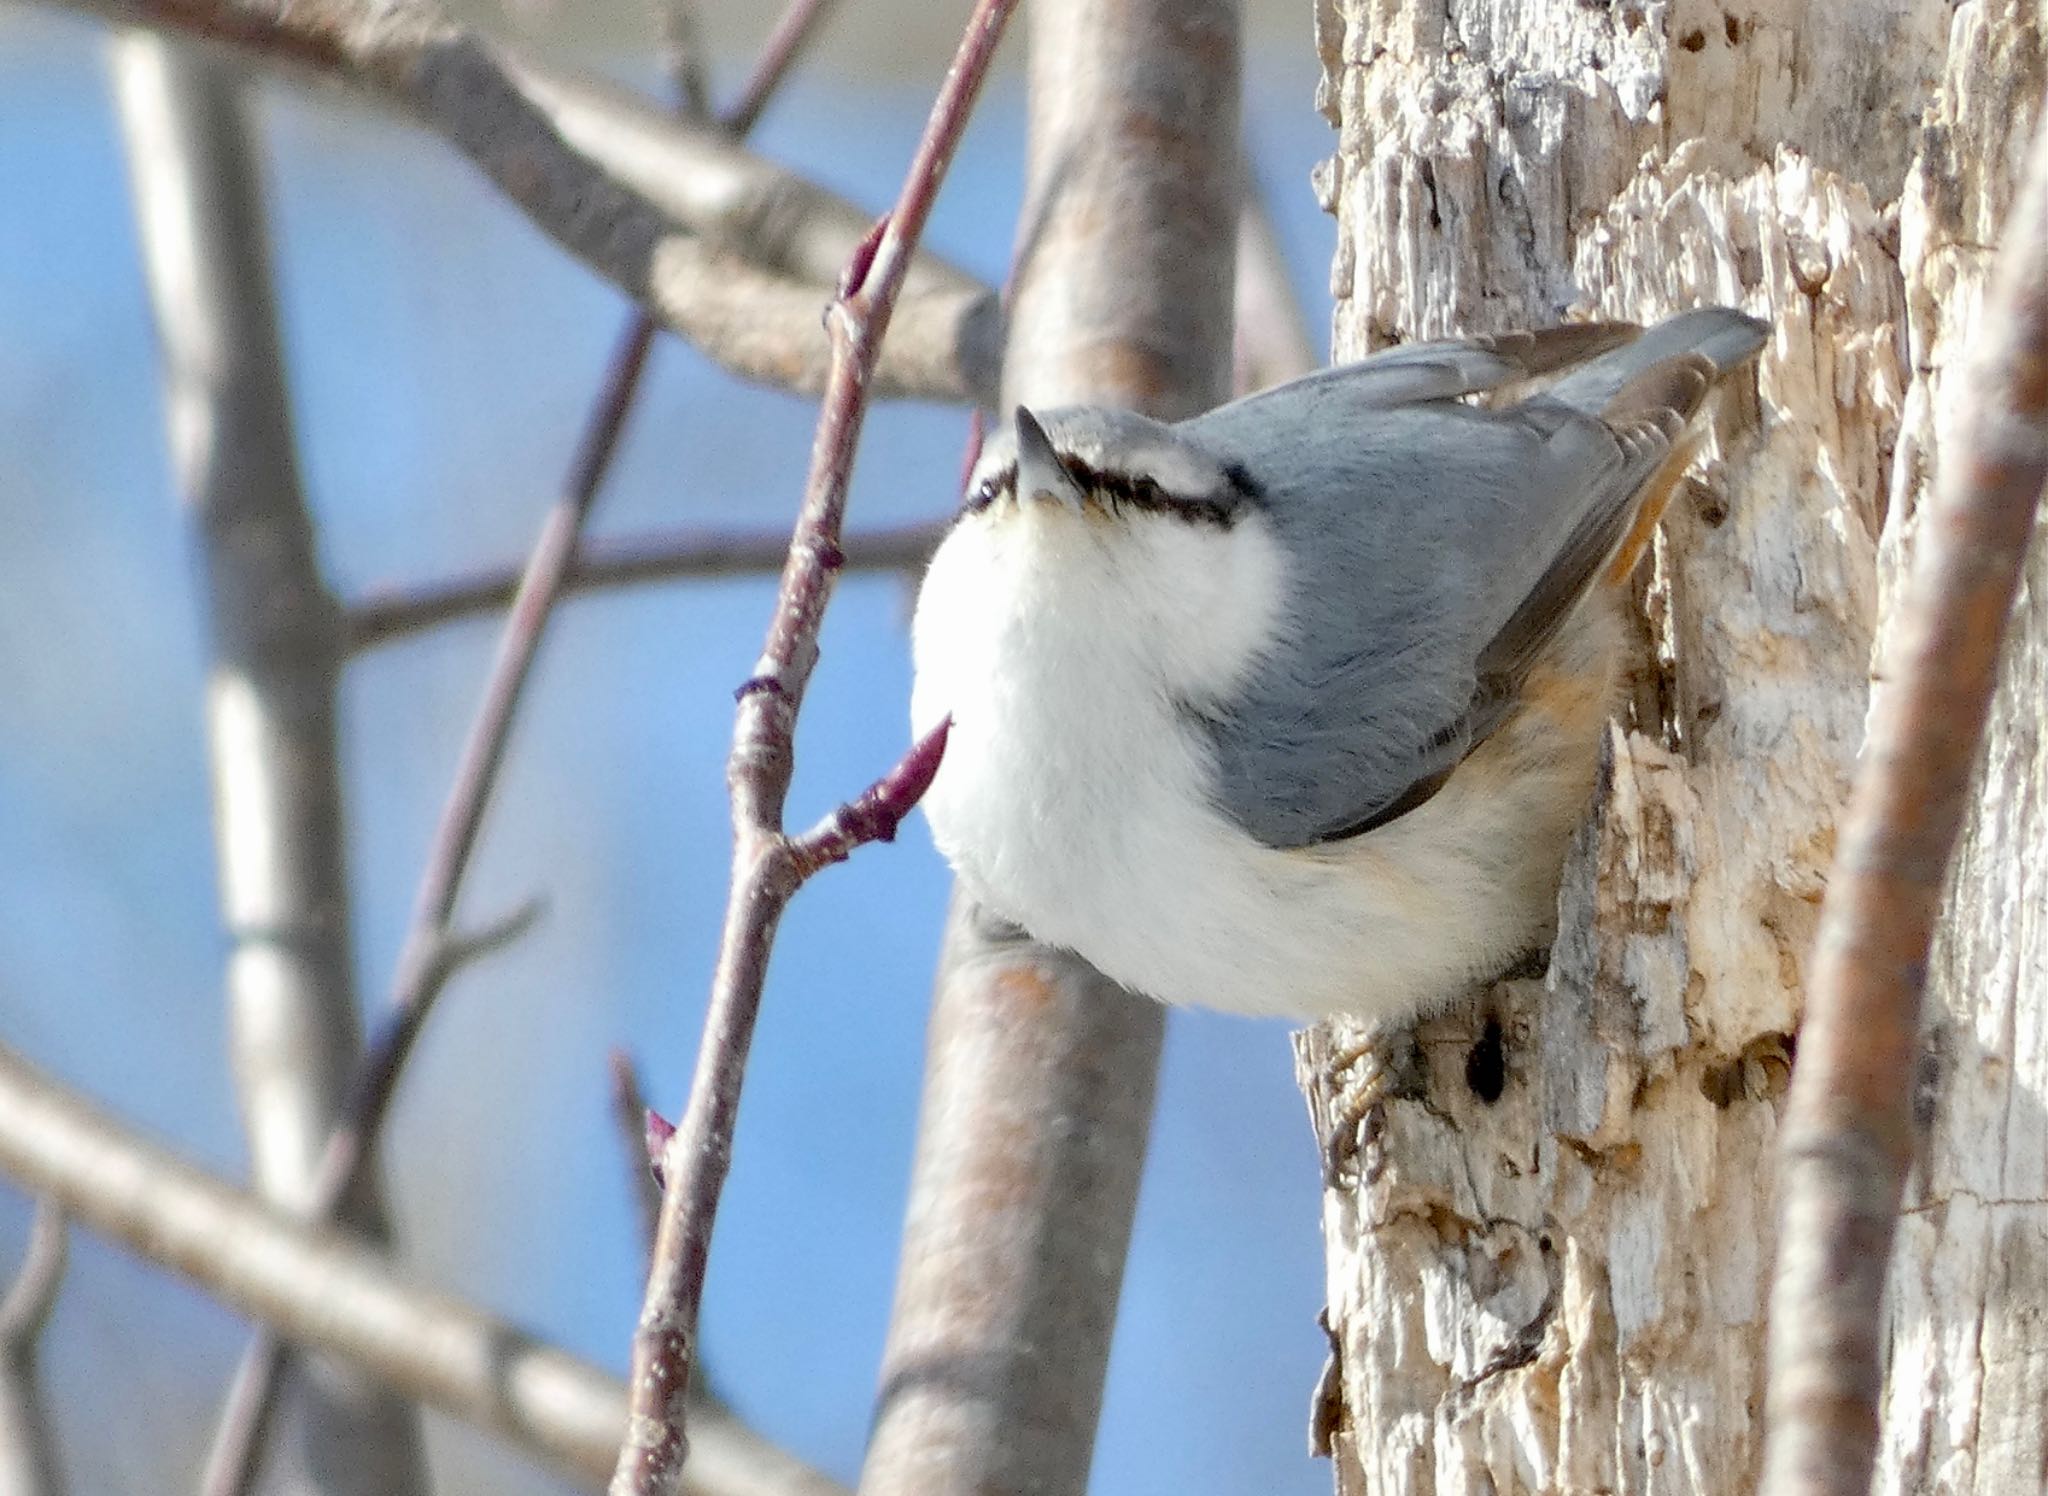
[1300,2,2048,1491]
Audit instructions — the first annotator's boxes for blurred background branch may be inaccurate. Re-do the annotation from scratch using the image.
[41,0,1001,402]
[344,520,941,655]
[0,1041,848,1496]
[199,0,857,1482]
[110,37,434,1496]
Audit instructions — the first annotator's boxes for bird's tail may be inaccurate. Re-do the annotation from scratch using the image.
[1545,306,1768,416]
[1565,308,1768,585]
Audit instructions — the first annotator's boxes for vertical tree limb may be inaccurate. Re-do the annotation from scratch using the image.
[856,5,1242,1494]
[1761,106,2048,1496]
[109,37,432,1496]
[198,2,848,1483]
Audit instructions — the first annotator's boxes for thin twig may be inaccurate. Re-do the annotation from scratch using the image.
[720,0,839,139]
[1760,109,2048,1496]
[0,1200,67,1496]
[37,0,1000,403]
[199,311,653,1496]
[0,1043,847,1496]
[344,520,939,654]
[611,1051,665,1262]
[611,7,1017,1489]
[652,0,712,123]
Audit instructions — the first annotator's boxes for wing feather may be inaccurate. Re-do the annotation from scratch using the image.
[1180,314,1762,848]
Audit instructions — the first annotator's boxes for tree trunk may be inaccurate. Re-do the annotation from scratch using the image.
[1298,2,2047,1492]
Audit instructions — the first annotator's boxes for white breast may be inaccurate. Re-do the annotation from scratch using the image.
[910,502,1609,1024]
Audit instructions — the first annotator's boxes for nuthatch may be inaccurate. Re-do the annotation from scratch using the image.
[910,309,1766,1023]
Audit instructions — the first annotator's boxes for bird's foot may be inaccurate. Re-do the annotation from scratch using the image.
[1316,1028,1426,1190]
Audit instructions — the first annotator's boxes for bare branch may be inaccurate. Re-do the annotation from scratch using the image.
[858,4,1242,1494]
[343,521,941,654]
[0,1043,846,1496]
[612,5,1018,1487]
[0,1201,67,1496]
[788,721,950,876]
[110,37,434,1496]
[200,313,656,1496]
[41,0,1000,403]
[0,1204,64,1351]
[206,0,851,1477]
[1761,108,2048,1496]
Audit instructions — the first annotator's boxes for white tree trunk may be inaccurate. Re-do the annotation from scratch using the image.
[1298,2,2048,1492]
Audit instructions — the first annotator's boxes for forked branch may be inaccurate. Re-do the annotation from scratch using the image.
[38,0,1000,403]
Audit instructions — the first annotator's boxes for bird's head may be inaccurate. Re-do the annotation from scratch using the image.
[961,405,1262,530]
[923,404,1286,714]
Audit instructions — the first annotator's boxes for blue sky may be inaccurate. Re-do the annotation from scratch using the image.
[0,9,1341,1492]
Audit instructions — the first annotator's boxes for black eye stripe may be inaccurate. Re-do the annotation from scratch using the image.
[959,451,1257,528]
[1058,456,1242,527]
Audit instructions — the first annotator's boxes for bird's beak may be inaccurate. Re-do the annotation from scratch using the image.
[1013,406,1083,512]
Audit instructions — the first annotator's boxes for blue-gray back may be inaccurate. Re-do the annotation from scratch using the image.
[1179,308,1765,847]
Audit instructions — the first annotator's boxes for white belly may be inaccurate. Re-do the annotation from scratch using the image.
[910,504,1611,1024]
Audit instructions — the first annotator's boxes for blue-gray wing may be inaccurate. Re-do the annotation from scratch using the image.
[1180,311,1763,848]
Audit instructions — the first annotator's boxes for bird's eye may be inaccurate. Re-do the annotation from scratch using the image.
[967,478,999,512]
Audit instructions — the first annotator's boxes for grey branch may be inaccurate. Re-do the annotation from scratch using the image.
[857,3,1242,1494]
[109,37,433,1496]
[45,0,1002,404]
[0,1200,67,1496]
[0,1042,847,1496]
[344,521,942,654]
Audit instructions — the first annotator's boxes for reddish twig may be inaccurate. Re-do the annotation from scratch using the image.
[720,0,838,138]
[610,7,1016,1490]
[1760,111,2048,1496]
[344,519,939,654]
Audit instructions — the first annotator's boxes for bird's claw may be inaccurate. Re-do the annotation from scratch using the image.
[1317,1030,1423,1190]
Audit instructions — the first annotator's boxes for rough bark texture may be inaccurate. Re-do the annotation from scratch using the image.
[1298,2,2047,1492]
